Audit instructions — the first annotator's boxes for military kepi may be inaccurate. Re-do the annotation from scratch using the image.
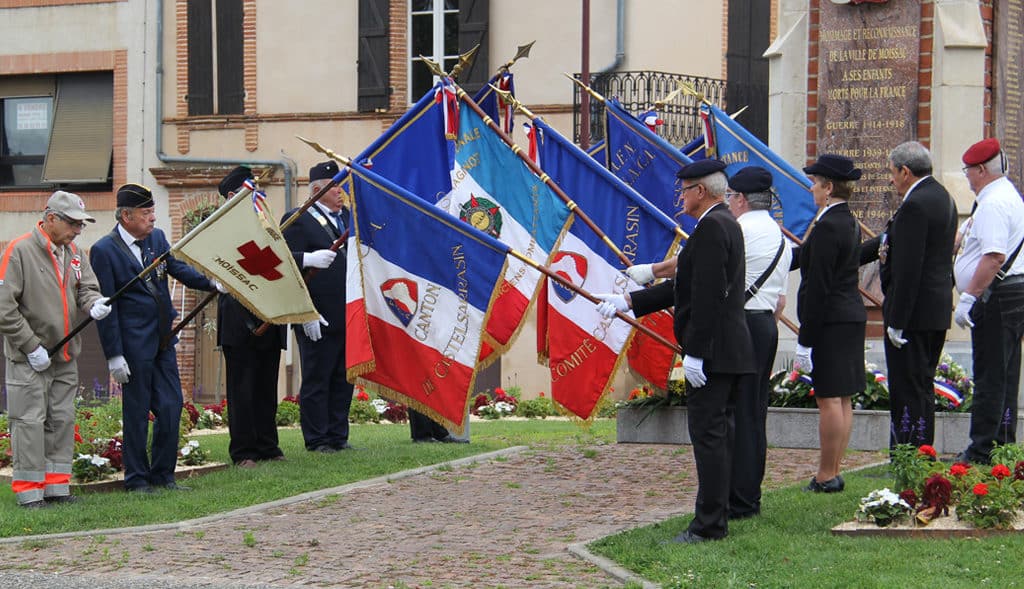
[962,138,1001,165]
[309,160,340,182]
[218,165,253,198]
[676,159,727,179]
[728,166,773,194]
[116,183,155,208]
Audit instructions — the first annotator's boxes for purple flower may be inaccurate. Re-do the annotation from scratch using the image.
[939,363,950,373]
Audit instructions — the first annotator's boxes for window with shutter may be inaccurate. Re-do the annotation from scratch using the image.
[408,0,488,102]
[358,0,390,112]
[187,0,245,116]
[0,72,113,189]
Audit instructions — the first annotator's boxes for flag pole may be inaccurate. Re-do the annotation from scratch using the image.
[159,165,350,345]
[48,170,276,356]
[297,138,683,356]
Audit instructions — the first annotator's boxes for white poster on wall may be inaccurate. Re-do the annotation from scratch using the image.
[16,102,48,130]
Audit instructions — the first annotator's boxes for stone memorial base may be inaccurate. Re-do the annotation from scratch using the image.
[615,406,1023,454]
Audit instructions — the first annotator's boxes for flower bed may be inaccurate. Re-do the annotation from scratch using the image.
[833,443,1024,537]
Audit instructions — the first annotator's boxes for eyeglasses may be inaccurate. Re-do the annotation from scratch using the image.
[724,190,740,201]
[679,184,701,194]
[961,164,978,174]
[57,214,87,229]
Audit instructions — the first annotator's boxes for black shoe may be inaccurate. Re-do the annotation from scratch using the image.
[955,451,987,465]
[412,437,440,443]
[161,482,192,491]
[662,530,713,545]
[334,442,358,450]
[44,495,79,505]
[439,435,469,444]
[805,476,844,493]
[728,510,760,521]
[126,485,155,494]
[311,445,338,454]
[19,499,48,509]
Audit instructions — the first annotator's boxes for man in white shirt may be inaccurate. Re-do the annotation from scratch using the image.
[953,138,1024,464]
[724,166,791,519]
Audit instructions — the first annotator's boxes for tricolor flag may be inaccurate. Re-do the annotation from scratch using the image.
[345,164,509,434]
[530,117,681,419]
[701,103,818,238]
[171,183,318,324]
[473,72,516,135]
[934,380,963,409]
[442,100,571,363]
[601,98,697,235]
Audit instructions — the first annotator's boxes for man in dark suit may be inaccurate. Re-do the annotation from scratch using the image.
[282,161,354,453]
[216,167,287,467]
[90,183,219,492]
[861,141,958,447]
[596,159,755,543]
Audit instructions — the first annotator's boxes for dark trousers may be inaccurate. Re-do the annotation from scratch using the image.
[122,347,182,489]
[966,285,1024,461]
[409,409,449,440]
[686,372,743,539]
[730,311,777,518]
[886,328,946,447]
[295,329,353,450]
[223,345,284,463]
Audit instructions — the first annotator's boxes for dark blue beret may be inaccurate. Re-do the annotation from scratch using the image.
[309,160,340,182]
[676,159,727,179]
[218,165,253,198]
[803,154,862,181]
[728,166,773,194]
[116,183,154,208]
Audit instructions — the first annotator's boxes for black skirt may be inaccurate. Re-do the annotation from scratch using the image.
[811,322,865,398]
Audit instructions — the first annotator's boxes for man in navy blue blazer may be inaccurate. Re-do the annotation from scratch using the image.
[282,161,354,453]
[90,183,219,492]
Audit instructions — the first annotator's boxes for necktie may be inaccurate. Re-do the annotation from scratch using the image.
[330,211,345,233]
[134,240,149,265]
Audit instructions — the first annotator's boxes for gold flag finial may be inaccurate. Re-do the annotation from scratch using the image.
[450,44,480,80]
[654,81,688,109]
[419,56,447,78]
[500,41,536,72]
[679,81,711,105]
[296,136,353,168]
[489,83,536,119]
[564,73,606,104]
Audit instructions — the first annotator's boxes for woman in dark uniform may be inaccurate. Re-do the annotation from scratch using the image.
[793,154,867,492]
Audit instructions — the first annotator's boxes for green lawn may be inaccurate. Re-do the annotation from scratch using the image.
[0,418,615,538]
[591,463,1024,589]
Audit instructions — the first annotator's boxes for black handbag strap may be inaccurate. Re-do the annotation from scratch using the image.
[995,237,1024,281]
[745,237,786,301]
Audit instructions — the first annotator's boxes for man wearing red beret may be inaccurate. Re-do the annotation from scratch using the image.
[953,138,1024,464]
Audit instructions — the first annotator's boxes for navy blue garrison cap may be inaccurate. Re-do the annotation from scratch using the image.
[309,160,340,182]
[676,159,727,179]
[218,165,253,198]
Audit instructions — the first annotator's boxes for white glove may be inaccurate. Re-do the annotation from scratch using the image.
[794,344,813,373]
[954,292,976,329]
[682,355,706,388]
[27,345,51,372]
[108,355,131,384]
[625,263,655,285]
[89,297,112,320]
[302,249,337,269]
[594,294,629,319]
[302,316,329,342]
[886,326,908,349]
[213,280,228,294]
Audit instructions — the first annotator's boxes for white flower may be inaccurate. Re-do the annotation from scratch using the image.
[181,445,192,456]
[371,399,389,414]
[90,455,110,467]
[76,453,90,461]
[495,401,515,414]
[188,440,200,448]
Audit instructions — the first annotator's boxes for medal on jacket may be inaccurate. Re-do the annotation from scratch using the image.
[70,254,82,281]
[156,259,167,282]
[878,233,889,265]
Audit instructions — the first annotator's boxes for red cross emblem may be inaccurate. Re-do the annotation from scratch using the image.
[237,241,283,280]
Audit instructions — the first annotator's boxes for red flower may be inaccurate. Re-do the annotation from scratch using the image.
[788,370,799,383]
[918,445,936,458]
[74,424,83,443]
[898,488,918,508]
[1014,461,1024,482]
[538,391,545,398]
[991,464,1012,480]
[950,463,970,477]
[973,482,989,496]
[355,390,371,402]
[494,387,505,396]
[282,395,300,405]
[921,475,953,513]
